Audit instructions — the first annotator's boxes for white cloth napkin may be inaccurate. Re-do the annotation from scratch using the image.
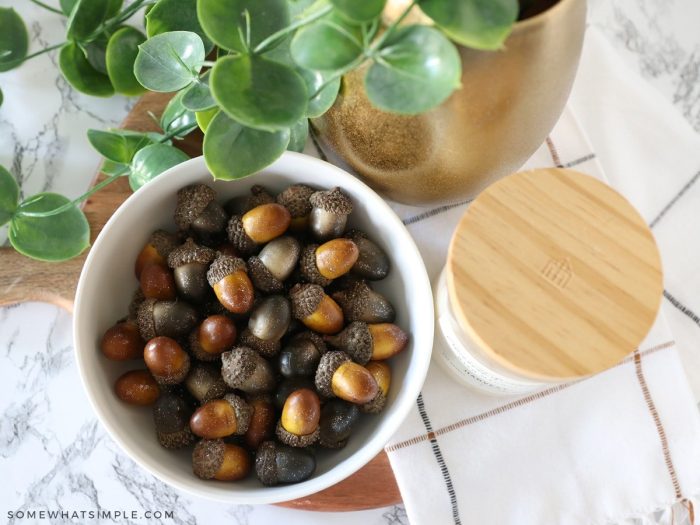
[376,28,700,525]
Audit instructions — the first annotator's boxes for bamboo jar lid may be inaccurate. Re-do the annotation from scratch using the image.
[446,168,663,381]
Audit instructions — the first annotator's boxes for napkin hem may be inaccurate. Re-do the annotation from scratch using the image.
[596,491,698,525]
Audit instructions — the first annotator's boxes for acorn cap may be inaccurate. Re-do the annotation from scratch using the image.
[226,215,257,255]
[292,331,327,355]
[318,436,348,449]
[309,187,353,215]
[332,280,395,323]
[184,363,228,402]
[175,184,217,230]
[192,438,225,479]
[168,238,216,268]
[238,328,281,358]
[128,288,146,321]
[149,229,180,258]
[247,256,284,293]
[275,420,320,447]
[221,346,258,389]
[326,321,372,364]
[255,441,279,486]
[290,283,324,320]
[223,393,253,434]
[157,427,196,449]
[299,244,332,286]
[315,351,351,398]
[137,298,158,340]
[360,390,387,414]
[277,184,315,218]
[245,185,275,212]
[206,254,247,287]
[188,329,221,362]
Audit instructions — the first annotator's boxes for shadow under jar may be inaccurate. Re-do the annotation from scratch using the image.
[313,0,587,205]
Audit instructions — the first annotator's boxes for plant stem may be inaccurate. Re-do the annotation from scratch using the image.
[3,42,64,67]
[369,0,417,53]
[253,3,333,54]
[28,0,63,15]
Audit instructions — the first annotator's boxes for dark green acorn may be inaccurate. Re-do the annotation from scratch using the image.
[255,441,316,486]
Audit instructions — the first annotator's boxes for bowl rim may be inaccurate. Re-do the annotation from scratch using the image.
[73,152,434,505]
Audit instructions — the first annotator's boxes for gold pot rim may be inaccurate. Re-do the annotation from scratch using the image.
[512,0,582,34]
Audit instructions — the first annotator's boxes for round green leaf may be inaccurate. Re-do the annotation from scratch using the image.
[300,68,340,117]
[196,107,218,132]
[290,12,363,71]
[134,31,205,92]
[106,27,147,96]
[88,129,158,164]
[0,87,4,108]
[101,158,129,176]
[59,42,115,97]
[288,118,309,152]
[66,0,110,42]
[211,55,307,131]
[0,165,19,226]
[60,0,76,15]
[420,0,518,50]
[146,0,214,53]
[197,0,289,53]
[203,111,289,180]
[331,0,385,22]
[0,8,29,72]
[83,36,109,74]
[182,71,215,111]
[9,193,90,262]
[365,25,461,114]
[106,0,124,19]
[160,90,198,135]
[129,144,189,191]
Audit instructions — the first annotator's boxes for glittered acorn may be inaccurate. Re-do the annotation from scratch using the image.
[319,399,360,449]
[137,298,198,340]
[361,361,391,414]
[332,281,395,324]
[289,283,344,335]
[248,295,291,342]
[139,262,177,300]
[309,187,353,241]
[276,184,315,231]
[227,203,291,255]
[174,184,228,244]
[237,328,281,358]
[247,236,300,293]
[188,314,238,362]
[128,289,146,321]
[325,321,408,364]
[278,331,327,378]
[190,393,252,439]
[167,238,216,303]
[144,336,191,385]
[153,391,196,449]
[275,388,321,447]
[114,369,160,406]
[221,346,276,394]
[184,362,228,404]
[207,254,255,314]
[224,184,275,216]
[193,439,251,481]
[135,230,179,279]
[243,395,276,450]
[255,441,316,486]
[315,351,378,404]
[101,320,145,361]
[345,230,390,281]
[299,238,359,286]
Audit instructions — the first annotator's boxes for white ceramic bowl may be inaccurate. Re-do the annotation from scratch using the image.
[73,153,434,504]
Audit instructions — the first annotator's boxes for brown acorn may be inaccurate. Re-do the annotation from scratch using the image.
[309,187,353,241]
[190,393,252,439]
[248,295,291,342]
[315,351,378,404]
[143,336,191,385]
[243,395,276,450]
[289,283,344,335]
[189,315,237,362]
[325,321,408,364]
[332,280,395,323]
[114,369,160,406]
[153,391,196,449]
[101,320,145,361]
[193,439,251,481]
[361,361,391,414]
[184,362,228,404]
[247,236,300,293]
[276,388,321,447]
[221,346,276,394]
[345,230,390,280]
[237,328,281,358]
[139,262,177,300]
[299,239,359,285]
[227,203,291,255]
[174,184,228,243]
[255,441,316,486]
[207,254,254,314]
[135,230,179,279]
[136,298,198,340]
[167,238,216,303]
[276,184,315,231]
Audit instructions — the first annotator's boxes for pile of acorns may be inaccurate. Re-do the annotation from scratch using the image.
[102,182,409,486]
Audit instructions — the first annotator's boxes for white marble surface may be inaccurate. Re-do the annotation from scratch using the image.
[1,1,699,523]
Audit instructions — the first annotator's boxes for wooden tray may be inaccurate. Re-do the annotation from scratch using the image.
[0,92,401,512]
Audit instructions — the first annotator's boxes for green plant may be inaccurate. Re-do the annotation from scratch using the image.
[0,0,518,261]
